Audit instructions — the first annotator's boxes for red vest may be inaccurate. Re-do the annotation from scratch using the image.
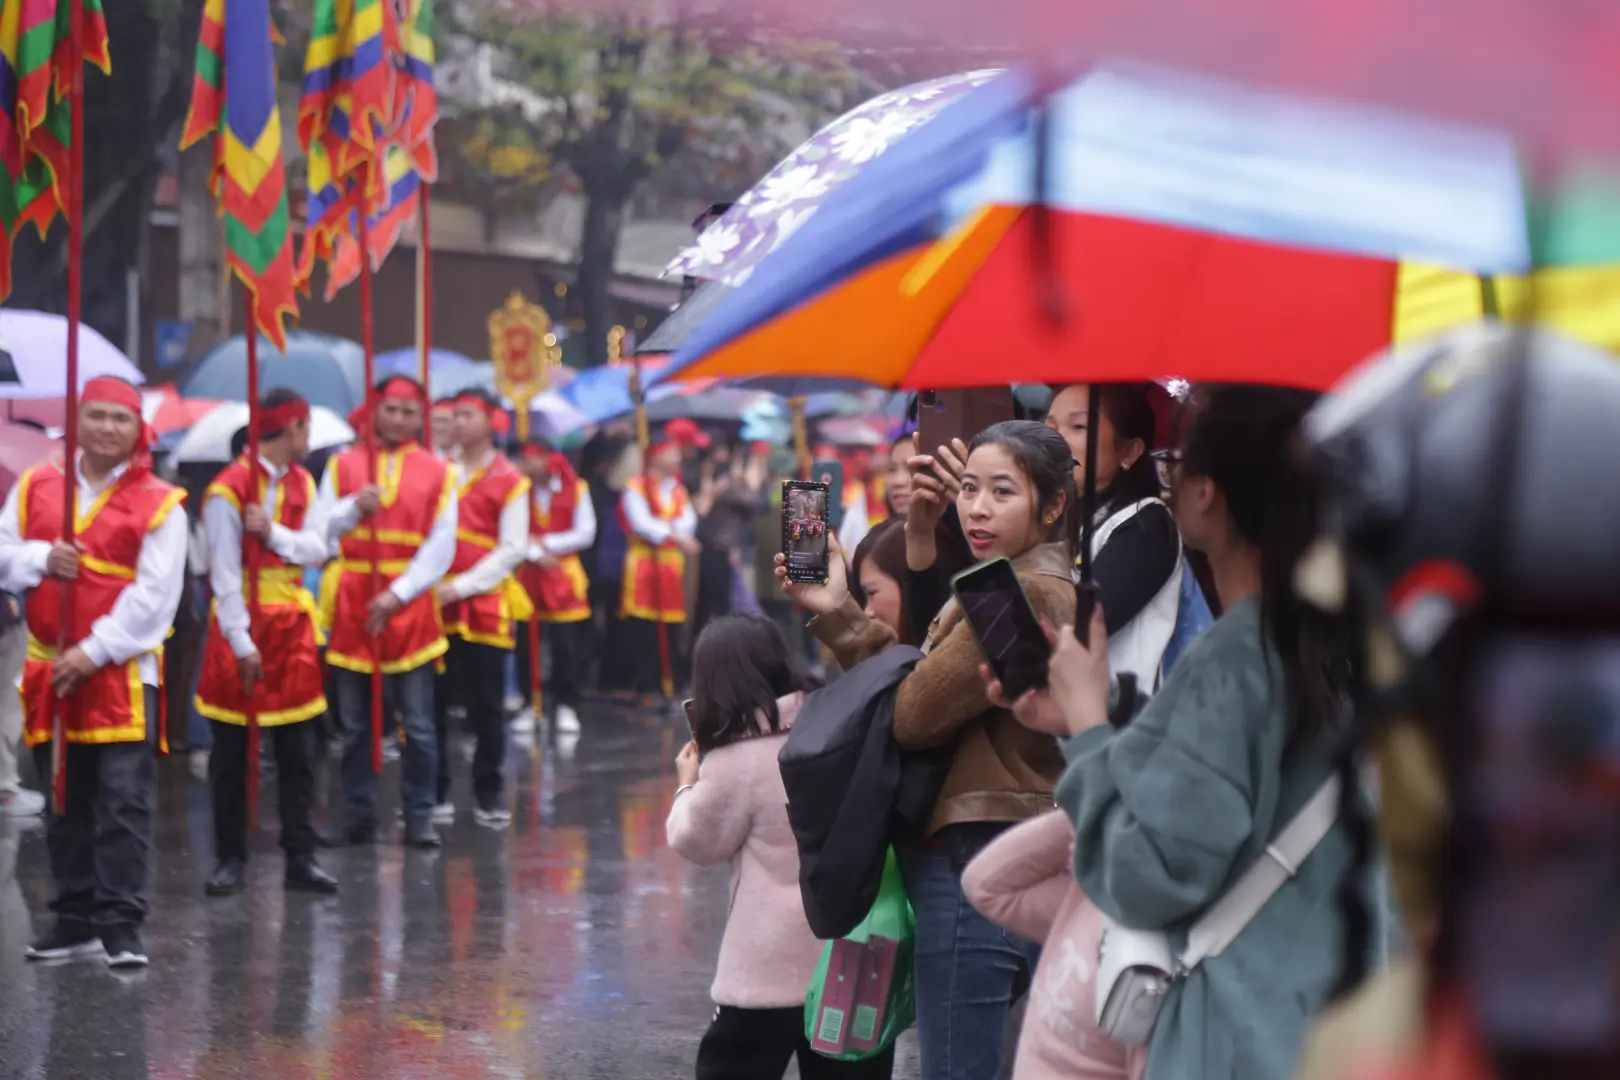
[325,443,451,674]
[194,458,327,726]
[618,475,688,624]
[523,477,592,624]
[18,462,184,746]
[441,453,531,649]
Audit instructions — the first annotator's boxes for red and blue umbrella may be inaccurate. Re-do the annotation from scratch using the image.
[658,64,1620,393]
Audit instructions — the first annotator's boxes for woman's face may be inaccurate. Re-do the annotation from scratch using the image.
[1045,385,1133,495]
[859,564,904,636]
[884,440,913,517]
[1167,446,1220,554]
[957,443,1054,560]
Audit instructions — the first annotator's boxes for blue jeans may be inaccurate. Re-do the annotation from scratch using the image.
[899,828,1041,1080]
[335,666,436,825]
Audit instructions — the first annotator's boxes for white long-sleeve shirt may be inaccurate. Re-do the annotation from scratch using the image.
[444,449,529,602]
[622,476,697,546]
[0,456,187,685]
[528,476,597,561]
[316,449,458,605]
[204,457,332,659]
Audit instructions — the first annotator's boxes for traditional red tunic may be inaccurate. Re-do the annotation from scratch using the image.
[17,463,185,746]
[193,458,327,727]
[523,477,592,625]
[325,444,452,674]
[618,476,689,624]
[440,454,532,650]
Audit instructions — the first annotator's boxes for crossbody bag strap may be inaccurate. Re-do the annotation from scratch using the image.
[1179,774,1343,971]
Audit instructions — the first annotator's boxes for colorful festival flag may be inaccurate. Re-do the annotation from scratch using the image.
[0,0,111,301]
[179,0,299,351]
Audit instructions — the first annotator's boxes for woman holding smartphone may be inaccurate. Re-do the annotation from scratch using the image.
[779,420,1077,1080]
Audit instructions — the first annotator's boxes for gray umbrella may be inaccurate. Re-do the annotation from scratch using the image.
[638,280,733,356]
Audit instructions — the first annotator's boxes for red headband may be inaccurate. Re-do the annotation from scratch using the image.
[254,398,309,438]
[80,376,156,475]
[454,391,510,436]
[520,443,548,461]
[379,377,427,405]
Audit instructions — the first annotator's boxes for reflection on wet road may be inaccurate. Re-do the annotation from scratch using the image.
[0,708,920,1079]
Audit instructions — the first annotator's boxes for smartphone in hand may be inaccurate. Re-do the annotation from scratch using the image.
[782,480,832,584]
[952,557,1050,701]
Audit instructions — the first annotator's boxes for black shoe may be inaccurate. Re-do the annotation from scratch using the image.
[25,924,102,961]
[317,822,376,848]
[101,926,149,969]
[204,857,246,896]
[403,816,441,849]
[284,856,339,894]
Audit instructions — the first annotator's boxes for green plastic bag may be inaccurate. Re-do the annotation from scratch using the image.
[804,849,916,1060]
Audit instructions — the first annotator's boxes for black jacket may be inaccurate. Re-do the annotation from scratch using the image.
[778,645,952,938]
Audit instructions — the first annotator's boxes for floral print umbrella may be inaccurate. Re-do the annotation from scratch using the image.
[665,69,1001,288]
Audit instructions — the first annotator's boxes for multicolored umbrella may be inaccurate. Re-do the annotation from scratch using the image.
[0,310,142,398]
[660,64,1620,393]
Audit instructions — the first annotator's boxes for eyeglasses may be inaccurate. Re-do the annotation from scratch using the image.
[1150,449,1184,490]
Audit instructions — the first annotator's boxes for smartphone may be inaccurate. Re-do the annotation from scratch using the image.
[1457,633,1620,1070]
[782,480,832,584]
[951,557,1050,701]
[1074,580,1099,637]
[917,388,1015,461]
[812,458,846,533]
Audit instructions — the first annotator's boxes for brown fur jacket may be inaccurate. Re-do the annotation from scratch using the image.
[810,543,1073,836]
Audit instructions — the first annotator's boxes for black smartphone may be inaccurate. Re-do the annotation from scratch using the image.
[812,459,846,533]
[1073,581,1099,639]
[1457,633,1620,1072]
[951,557,1050,701]
[782,480,832,584]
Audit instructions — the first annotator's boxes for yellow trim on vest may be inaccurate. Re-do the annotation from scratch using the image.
[147,487,188,532]
[79,554,136,580]
[206,482,242,512]
[366,528,427,547]
[456,528,496,550]
[23,637,152,745]
[339,558,414,575]
[325,635,448,676]
[194,693,327,728]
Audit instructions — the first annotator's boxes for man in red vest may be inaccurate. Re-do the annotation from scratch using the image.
[618,427,699,699]
[430,396,459,463]
[0,376,186,968]
[514,440,596,737]
[317,376,456,848]
[432,388,530,827]
[194,389,337,897]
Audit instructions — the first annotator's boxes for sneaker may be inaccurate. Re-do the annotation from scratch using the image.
[0,787,45,817]
[381,740,401,764]
[189,749,210,781]
[554,704,581,735]
[25,924,103,961]
[431,801,456,824]
[503,693,525,715]
[101,926,149,969]
[509,707,535,735]
[473,804,512,828]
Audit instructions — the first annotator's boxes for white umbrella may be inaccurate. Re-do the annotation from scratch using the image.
[528,389,589,439]
[170,402,355,464]
[0,310,144,398]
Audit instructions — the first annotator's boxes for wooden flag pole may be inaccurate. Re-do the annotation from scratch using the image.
[417,185,432,437]
[359,208,383,773]
[244,292,262,835]
[54,0,88,815]
[628,361,674,699]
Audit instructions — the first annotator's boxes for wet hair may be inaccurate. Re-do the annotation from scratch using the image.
[966,420,1077,556]
[689,614,822,755]
[1181,385,1350,742]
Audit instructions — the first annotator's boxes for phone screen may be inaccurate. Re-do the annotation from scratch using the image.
[783,481,831,584]
[1459,635,1620,1064]
[813,460,846,533]
[952,558,1050,701]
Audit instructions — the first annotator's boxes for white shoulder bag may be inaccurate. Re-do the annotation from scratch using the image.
[1093,775,1343,1045]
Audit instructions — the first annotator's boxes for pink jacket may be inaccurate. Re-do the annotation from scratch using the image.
[666,693,823,1009]
[963,810,1148,1080]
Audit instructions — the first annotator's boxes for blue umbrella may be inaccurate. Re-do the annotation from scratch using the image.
[181,330,367,414]
[557,360,686,426]
[375,347,480,378]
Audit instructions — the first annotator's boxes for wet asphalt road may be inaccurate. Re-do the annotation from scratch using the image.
[0,706,922,1079]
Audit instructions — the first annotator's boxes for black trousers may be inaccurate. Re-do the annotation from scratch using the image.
[209,718,318,862]
[696,1005,895,1080]
[31,687,158,931]
[434,636,508,808]
[514,619,584,710]
[623,616,685,697]
[692,549,735,644]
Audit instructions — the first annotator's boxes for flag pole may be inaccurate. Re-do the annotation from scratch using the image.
[628,361,673,699]
[54,0,88,815]
[244,289,262,835]
[359,207,383,773]
[416,184,432,439]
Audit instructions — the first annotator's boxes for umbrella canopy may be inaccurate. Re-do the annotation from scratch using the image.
[0,423,57,495]
[0,311,143,399]
[662,64,1620,393]
[556,358,708,427]
[528,390,590,440]
[181,331,368,414]
[665,70,1001,289]
[170,402,356,465]
[643,388,774,425]
[376,346,480,377]
[1,385,221,432]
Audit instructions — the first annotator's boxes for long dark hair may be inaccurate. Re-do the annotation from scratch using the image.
[1095,384,1163,511]
[1181,386,1350,741]
[689,614,821,754]
[967,420,1077,558]
[850,517,973,646]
